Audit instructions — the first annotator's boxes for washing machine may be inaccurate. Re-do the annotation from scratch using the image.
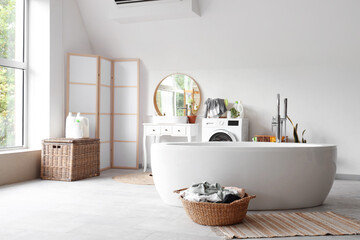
[202,118,249,142]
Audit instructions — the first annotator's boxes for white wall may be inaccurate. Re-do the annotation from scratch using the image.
[77,0,360,175]
[62,0,93,54]
[28,0,51,149]
[28,0,93,149]
[49,0,64,138]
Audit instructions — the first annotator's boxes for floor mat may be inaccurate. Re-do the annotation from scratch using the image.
[212,211,360,239]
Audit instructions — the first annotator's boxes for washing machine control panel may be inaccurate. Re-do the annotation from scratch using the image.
[204,119,240,126]
[228,120,239,126]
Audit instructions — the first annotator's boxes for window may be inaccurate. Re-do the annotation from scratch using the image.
[0,0,26,149]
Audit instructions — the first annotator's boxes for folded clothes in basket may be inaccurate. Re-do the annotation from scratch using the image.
[180,182,246,204]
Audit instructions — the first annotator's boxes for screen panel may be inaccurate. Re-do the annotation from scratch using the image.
[113,87,137,114]
[100,87,111,114]
[100,115,111,142]
[114,61,138,86]
[100,142,111,169]
[100,58,112,86]
[68,84,97,113]
[113,115,137,141]
[113,142,137,168]
[69,55,98,84]
[112,60,139,169]
[67,54,99,117]
[99,57,112,170]
[81,114,97,138]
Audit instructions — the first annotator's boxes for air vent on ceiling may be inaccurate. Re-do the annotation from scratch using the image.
[110,0,200,23]
[114,0,160,5]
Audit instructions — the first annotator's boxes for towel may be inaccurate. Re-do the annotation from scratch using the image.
[181,182,239,203]
[204,98,227,118]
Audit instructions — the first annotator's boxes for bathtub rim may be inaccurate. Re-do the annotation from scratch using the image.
[152,142,337,151]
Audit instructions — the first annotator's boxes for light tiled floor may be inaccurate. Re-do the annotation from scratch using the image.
[0,169,359,240]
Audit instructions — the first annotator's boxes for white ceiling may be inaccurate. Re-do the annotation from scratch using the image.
[76,0,360,69]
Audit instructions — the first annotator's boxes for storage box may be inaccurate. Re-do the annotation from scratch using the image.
[41,138,100,181]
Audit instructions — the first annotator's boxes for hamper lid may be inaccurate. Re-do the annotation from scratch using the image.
[42,138,100,143]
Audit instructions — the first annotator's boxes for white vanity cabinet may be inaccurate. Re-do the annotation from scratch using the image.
[146,126,161,135]
[142,123,199,172]
[172,126,186,136]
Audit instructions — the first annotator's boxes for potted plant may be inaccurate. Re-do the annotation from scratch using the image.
[188,99,197,124]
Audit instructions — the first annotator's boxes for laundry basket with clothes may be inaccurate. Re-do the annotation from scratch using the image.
[174,182,256,226]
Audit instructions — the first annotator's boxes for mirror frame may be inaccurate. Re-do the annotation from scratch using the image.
[153,73,201,116]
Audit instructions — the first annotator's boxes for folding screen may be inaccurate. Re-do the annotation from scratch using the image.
[112,60,140,169]
[99,57,112,170]
[67,53,140,170]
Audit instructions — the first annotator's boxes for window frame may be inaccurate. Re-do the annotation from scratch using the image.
[0,0,28,151]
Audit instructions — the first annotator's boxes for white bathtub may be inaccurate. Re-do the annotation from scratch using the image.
[151,142,336,210]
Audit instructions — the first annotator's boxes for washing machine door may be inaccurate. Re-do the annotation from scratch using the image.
[208,129,237,142]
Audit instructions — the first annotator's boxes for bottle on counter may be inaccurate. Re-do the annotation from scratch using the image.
[234,101,245,118]
[65,112,75,138]
[65,112,90,138]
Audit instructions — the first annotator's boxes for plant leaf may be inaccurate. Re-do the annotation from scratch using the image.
[302,129,307,143]
[287,116,295,128]
[294,123,299,143]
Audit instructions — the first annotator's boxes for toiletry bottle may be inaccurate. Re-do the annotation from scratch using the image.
[65,112,75,138]
[72,119,83,138]
[232,101,239,118]
[235,101,245,118]
[75,113,90,138]
[225,99,231,118]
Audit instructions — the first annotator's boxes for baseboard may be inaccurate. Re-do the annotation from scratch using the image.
[335,174,360,181]
[99,164,146,171]
[100,167,111,172]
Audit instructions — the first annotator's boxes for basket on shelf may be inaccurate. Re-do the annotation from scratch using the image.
[174,188,256,226]
[41,138,100,182]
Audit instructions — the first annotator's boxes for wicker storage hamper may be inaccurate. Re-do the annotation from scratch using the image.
[41,138,100,181]
[174,188,256,226]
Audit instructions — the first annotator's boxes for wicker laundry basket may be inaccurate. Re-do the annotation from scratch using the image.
[174,188,256,226]
[41,138,100,181]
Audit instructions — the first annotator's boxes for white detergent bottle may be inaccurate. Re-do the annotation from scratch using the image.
[235,101,245,118]
[72,119,83,138]
[65,112,76,138]
[76,113,90,138]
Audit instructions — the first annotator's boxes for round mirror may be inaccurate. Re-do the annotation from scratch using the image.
[154,73,201,116]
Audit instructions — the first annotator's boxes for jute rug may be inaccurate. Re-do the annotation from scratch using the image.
[212,211,360,239]
[112,172,154,185]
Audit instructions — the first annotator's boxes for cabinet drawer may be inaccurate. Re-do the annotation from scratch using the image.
[172,126,186,136]
[146,126,160,135]
[161,126,172,135]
